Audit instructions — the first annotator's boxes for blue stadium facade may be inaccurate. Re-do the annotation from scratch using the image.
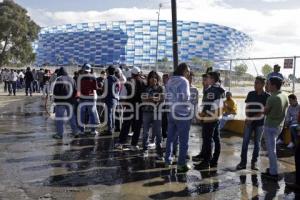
[35,20,252,69]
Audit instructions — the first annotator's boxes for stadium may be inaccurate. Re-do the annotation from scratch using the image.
[34,20,252,70]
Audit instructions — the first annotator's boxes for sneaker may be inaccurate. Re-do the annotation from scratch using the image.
[155,155,164,162]
[261,168,279,180]
[177,165,191,173]
[194,161,210,170]
[287,142,295,149]
[276,139,284,145]
[90,130,99,136]
[130,145,140,151]
[236,163,246,170]
[148,143,156,149]
[251,162,258,171]
[192,153,204,162]
[115,143,123,150]
[210,162,218,168]
[128,132,134,136]
[52,134,62,139]
[143,150,149,157]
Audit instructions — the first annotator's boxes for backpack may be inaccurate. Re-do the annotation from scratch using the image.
[53,77,70,98]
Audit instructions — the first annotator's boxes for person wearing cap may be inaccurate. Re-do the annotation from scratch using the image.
[115,66,146,151]
[52,67,80,139]
[236,76,270,170]
[164,63,192,173]
[102,66,120,135]
[194,71,225,170]
[219,91,237,130]
[78,64,100,135]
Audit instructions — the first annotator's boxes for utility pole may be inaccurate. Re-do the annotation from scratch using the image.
[155,3,162,72]
[171,0,178,71]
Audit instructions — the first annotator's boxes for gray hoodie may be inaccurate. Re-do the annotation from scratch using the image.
[166,75,191,117]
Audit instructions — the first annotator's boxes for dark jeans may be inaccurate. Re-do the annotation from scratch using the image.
[4,80,8,92]
[240,124,263,164]
[25,82,32,96]
[296,141,300,185]
[162,111,168,139]
[118,105,142,146]
[8,81,17,95]
[202,121,221,164]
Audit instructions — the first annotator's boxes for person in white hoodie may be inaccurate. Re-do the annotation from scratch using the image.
[164,63,192,173]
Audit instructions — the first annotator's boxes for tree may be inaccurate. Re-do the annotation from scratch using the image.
[234,64,248,76]
[0,0,40,67]
[190,56,214,72]
[261,64,273,77]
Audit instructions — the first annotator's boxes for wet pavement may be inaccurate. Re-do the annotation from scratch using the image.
[0,96,299,200]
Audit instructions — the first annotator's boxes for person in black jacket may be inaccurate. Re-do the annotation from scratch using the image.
[24,67,34,96]
[52,67,80,139]
[115,66,146,151]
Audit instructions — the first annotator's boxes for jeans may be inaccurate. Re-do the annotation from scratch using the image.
[165,113,191,166]
[290,125,299,144]
[119,104,142,146]
[263,126,281,175]
[8,81,17,95]
[25,82,32,96]
[79,100,99,132]
[105,99,117,132]
[161,111,168,139]
[142,112,162,155]
[219,114,235,130]
[32,80,38,92]
[55,104,79,136]
[240,124,263,164]
[201,121,220,164]
[4,80,8,92]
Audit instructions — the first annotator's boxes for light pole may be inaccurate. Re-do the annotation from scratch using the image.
[155,3,162,72]
[171,0,178,71]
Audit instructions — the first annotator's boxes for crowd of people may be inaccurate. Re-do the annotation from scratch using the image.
[0,67,54,96]
[1,63,299,188]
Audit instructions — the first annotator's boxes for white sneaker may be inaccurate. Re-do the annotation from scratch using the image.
[130,145,140,151]
[91,130,99,136]
[143,150,149,157]
[276,139,284,145]
[128,132,134,136]
[287,142,295,148]
[148,143,155,149]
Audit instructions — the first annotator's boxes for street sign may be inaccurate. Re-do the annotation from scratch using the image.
[284,58,293,69]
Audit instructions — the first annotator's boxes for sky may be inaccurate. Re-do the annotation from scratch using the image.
[9,0,300,76]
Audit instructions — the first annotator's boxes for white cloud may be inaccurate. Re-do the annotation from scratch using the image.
[26,0,300,75]
[261,0,287,2]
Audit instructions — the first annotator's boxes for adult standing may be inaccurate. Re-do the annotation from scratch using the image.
[52,67,80,139]
[236,76,270,170]
[262,77,289,178]
[78,64,100,135]
[8,69,18,96]
[24,67,34,96]
[164,63,192,173]
[103,66,120,135]
[115,66,146,151]
[194,71,225,169]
